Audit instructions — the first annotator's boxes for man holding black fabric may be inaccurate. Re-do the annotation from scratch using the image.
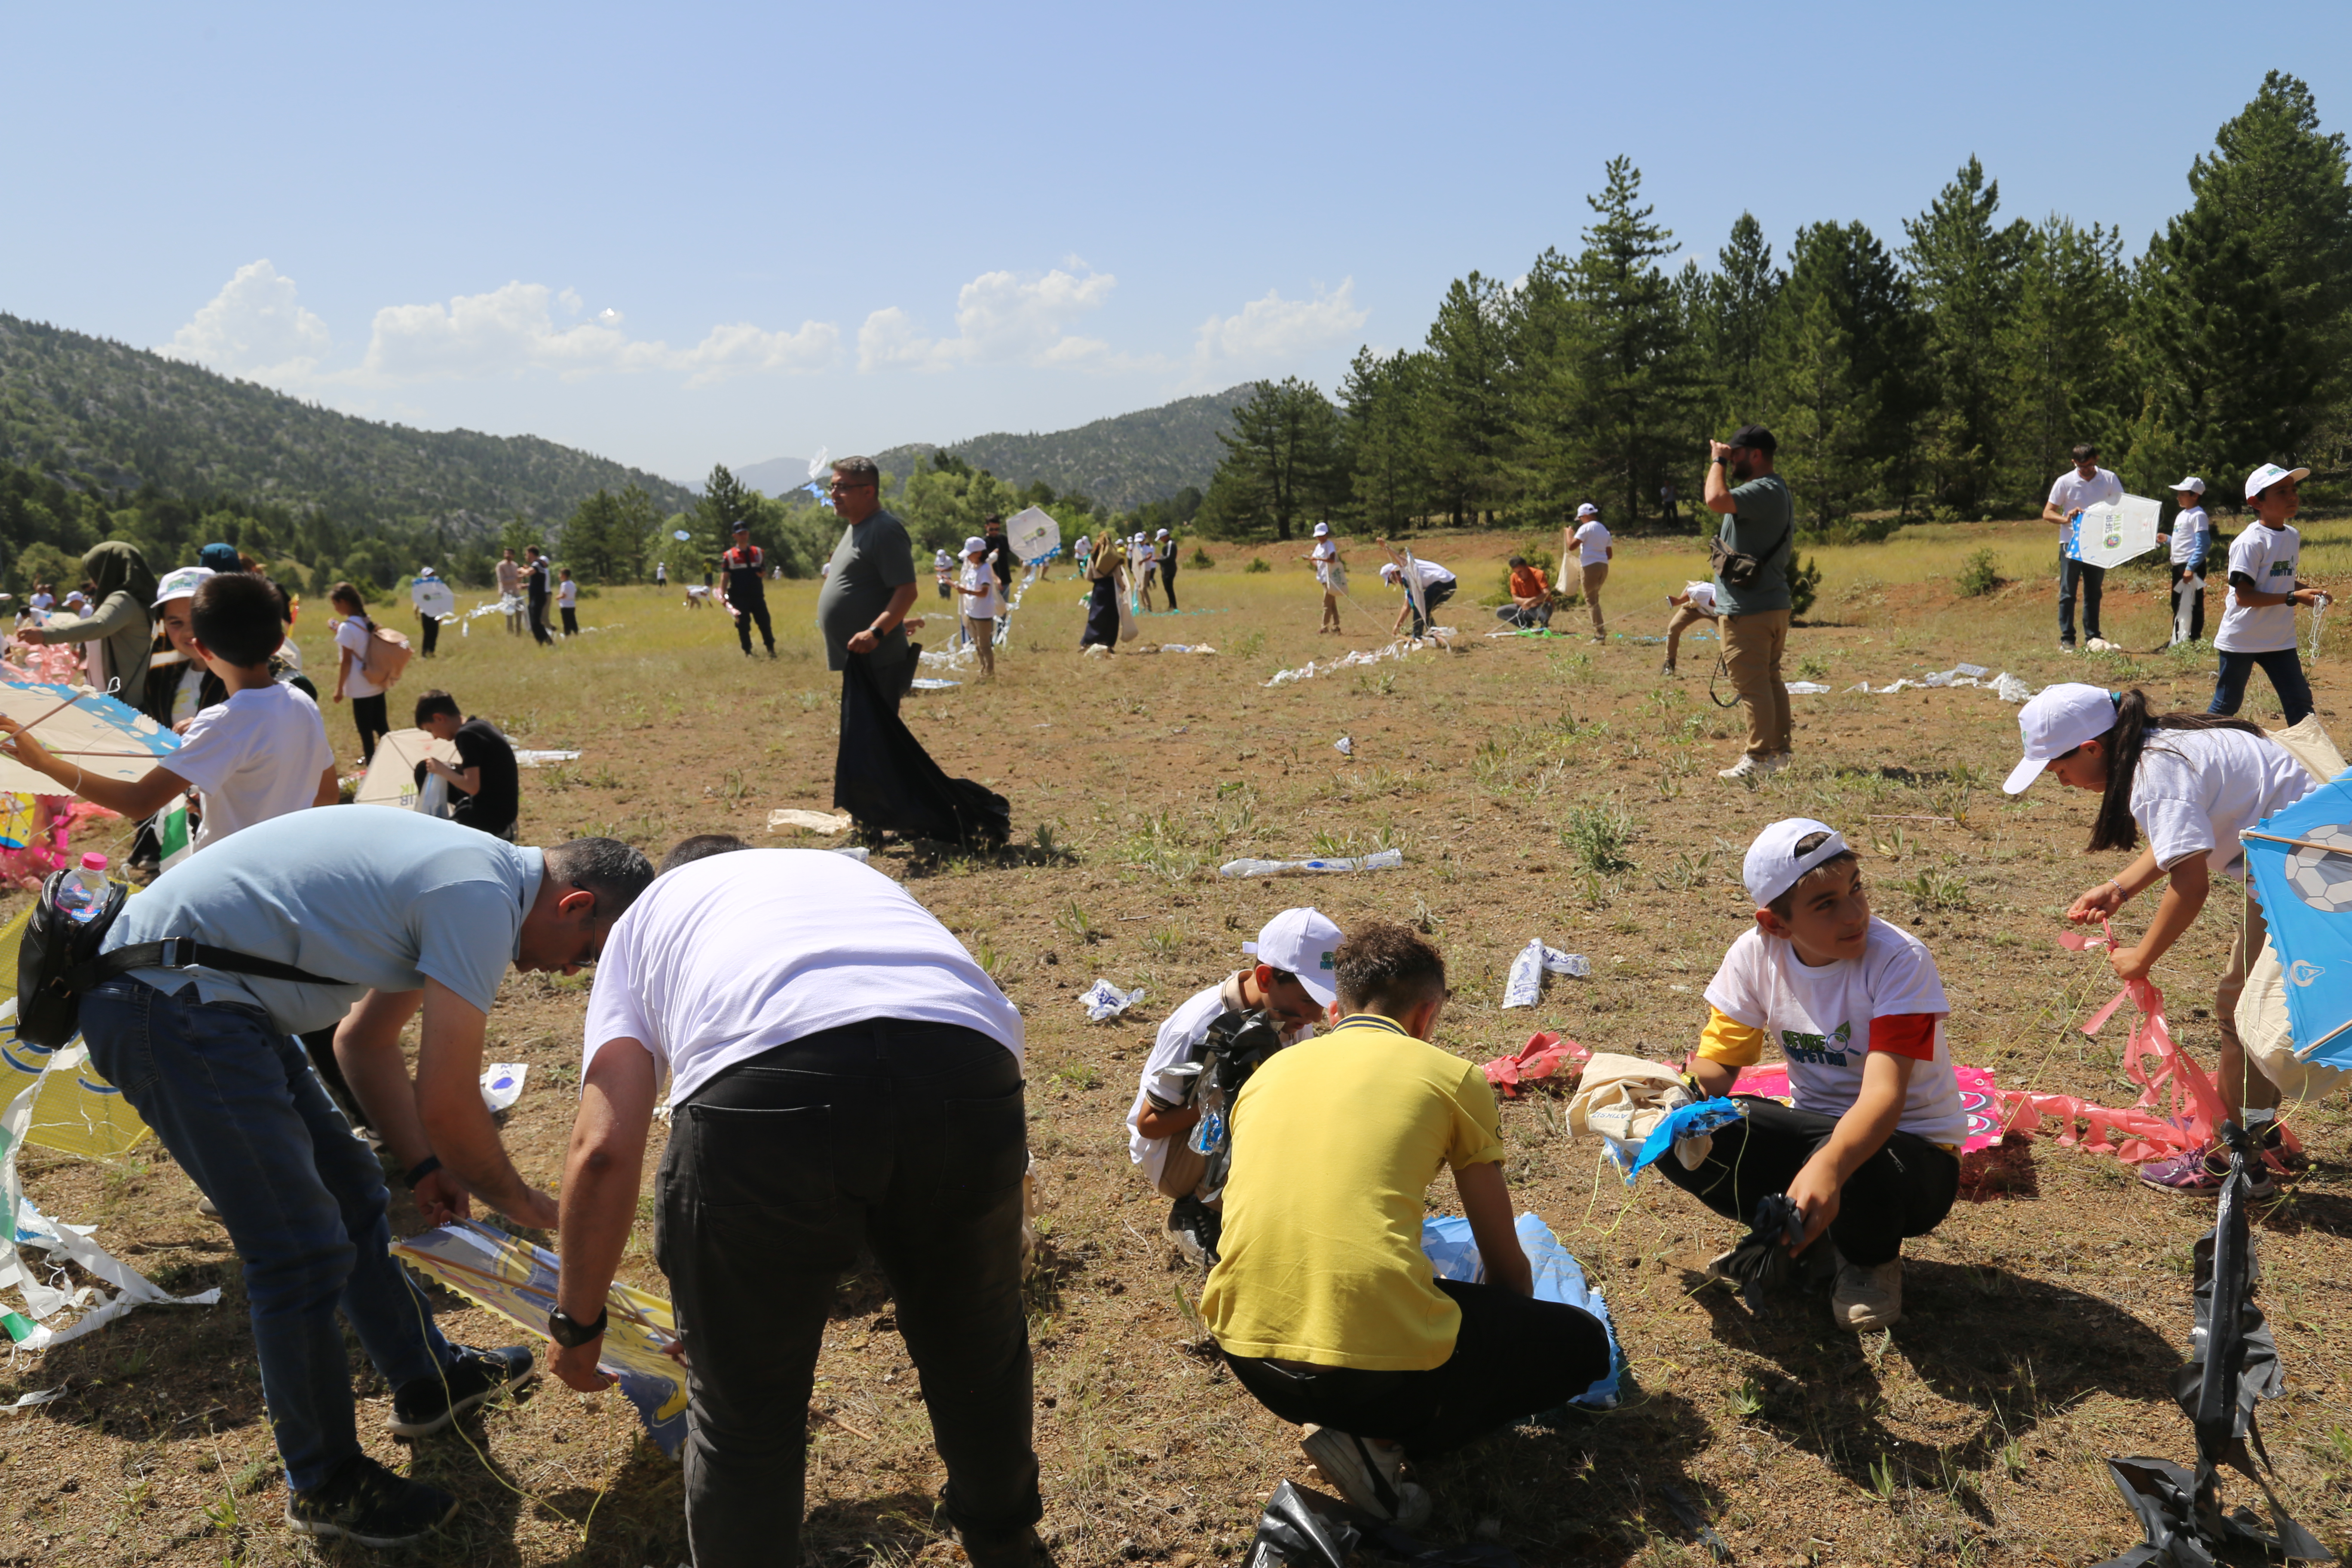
[815,456,919,714]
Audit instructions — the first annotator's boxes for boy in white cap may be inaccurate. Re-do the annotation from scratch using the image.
[1156,527,1179,609]
[1569,503,1613,643]
[1126,907,1341,1265]
[1300,524,1346,634]
[2162,477,2211,645]
[2005,682,2313,1194]
[951,536,1004,678]
[1660,818,1966,1330]
[2209,462,2323,725]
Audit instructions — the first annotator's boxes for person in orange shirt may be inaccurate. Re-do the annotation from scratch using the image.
[1494,556,1553,629]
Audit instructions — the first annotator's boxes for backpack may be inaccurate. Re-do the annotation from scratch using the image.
[17,870,349,1050]
[360,623,413,689]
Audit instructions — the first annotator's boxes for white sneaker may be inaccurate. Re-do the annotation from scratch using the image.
[1758,751,1793,775]
[1717,754,1764,780]
[1831,1256,1903,1331]
[1298,1426,1425,1524]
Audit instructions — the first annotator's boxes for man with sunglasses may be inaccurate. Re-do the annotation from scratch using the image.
[816,455,920,712]
[76,811,655,1546]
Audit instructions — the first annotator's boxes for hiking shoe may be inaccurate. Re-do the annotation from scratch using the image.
[2137,1145,2277,1199]
[285,1454,459,1547]
[1298,1426,1427,1525]
[1167,1196,1222,1268]
[2058,642,2078,653]
[1718,754,1765,780]
[1759,751,1793,775]
[388,1344,537,1436]
[1831,1256,1903,1331]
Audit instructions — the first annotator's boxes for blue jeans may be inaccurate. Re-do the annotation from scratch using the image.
[2209,647,2313,726]
[79,979,452,1491]
[2058,554,2104,644]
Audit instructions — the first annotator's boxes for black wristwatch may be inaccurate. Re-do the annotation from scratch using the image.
[548,1305,607,1348]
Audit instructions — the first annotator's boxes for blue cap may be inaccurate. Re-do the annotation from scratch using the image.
[198,542,240,572]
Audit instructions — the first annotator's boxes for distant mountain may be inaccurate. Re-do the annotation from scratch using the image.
[735,386,1254,512]
[0,312,699,537]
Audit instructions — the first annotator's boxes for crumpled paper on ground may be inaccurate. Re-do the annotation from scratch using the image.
[768,808,852,835]
[1078,979,1144,1022]
[1501,939,1590,1008]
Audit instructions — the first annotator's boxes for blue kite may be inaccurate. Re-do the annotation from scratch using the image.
[2240,766,2352,1070]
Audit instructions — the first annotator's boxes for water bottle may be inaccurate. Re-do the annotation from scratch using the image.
[56,852,110,925]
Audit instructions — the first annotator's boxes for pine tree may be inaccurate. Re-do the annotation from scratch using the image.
[1901,157,2030,516]
[1417,274,1515,527]
[1699,212,1785,427]
[1759,222,1918,528]
[1199,379,1345,541]
[1338,347,1430,533]
[693,463,758,557]
[1999,218,2129,500]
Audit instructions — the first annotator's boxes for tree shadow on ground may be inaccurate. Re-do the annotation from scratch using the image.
[801,1487,954,1568]
[539,1436,689,1568]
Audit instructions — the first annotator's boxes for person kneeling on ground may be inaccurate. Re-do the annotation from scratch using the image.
[548,844,1042,1568]
[1659,818,1965,1331]
[1493,556,1553,629]
[413,690,521,842]
[1201,923,1613,1524]
[1660,581,1719,676]
[1126,907,1341,1265]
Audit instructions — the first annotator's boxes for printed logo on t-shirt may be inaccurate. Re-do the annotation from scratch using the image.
[1781,1020,1852,1066]
[2268,559,2297,578]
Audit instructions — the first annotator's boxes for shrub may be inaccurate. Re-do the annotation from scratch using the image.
[1244,557,1271,574]
[1788,554,1824,619]
[1189,547,1213,570]
[1956,547,2003,598]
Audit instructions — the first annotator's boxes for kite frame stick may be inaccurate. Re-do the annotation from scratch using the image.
[2240,830,2352,857]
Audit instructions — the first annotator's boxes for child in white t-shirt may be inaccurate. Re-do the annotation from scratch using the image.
[952,536,1004,677]
[0,573,337,855]
[1569,503,1614,643]
[1660,581,1718,675]
[1299,525,1346,634]
[2161,477,2212,645]
[1661,818,1965,1332]
[2209,462,2322,725]
[557,568,579,637]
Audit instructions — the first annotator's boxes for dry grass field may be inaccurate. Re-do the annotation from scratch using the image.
[5,514,2351,1568]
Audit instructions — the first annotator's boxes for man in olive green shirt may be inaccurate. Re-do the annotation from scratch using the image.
[1705,423,1795,780]
[814,456,919,713]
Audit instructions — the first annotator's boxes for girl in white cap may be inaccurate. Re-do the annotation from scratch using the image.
[2004,681,2313,1194]
[1569,503,1612,643]
[1299,524,1346,634]
[952,536,1003,678]
[2162,477,2210,645]
[2209,462,2323,725]
[1666,817,1966,1331]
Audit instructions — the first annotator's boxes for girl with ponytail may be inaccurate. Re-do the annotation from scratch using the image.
[2003,683,2314,1195]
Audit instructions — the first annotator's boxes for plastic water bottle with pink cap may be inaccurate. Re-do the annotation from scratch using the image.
[55,851,110,924]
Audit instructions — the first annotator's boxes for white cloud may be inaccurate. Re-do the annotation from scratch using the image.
[356,281,669,382]
[1192,279,1367,371]
[677,320,842,385]
[859,268,1118,371]
[164,259,333,382]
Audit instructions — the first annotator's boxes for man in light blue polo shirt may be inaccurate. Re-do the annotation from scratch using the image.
[84,809,653,1547]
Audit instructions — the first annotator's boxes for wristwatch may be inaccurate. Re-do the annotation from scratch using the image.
[547,1305,608,1348]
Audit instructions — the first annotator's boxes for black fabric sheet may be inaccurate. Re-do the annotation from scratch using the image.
[833,654,1009,850]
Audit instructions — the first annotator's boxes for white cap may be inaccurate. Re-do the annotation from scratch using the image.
[962,536,986,555]
[1241,907,1342,1008]
[2003,682,2117,794]
[1312,522,1329,536]
[2245,462,2309,501]
[1379,561,1402,582]
[1743,818,1851,908]
[153,566,213,608]
[1156,529,1170,539]
[2169,476,2205,496]
[1575,502,1599,518]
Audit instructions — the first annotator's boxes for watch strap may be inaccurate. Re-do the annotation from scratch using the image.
[547,1305,608,1348]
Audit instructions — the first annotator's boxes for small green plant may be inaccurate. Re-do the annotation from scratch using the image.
[1559,804,1637,874]
[1244,557,1271,574]
[1188,546,1213,570]
[1144,925,1183,957]
[1054,899,1097,943]
[1868,1453,1900,1502]
[1652,848,1718,891]
[1956,546,2003,598]
[1797,652,1829,680]
[1730,1375,1764,1417]
[1788,554,1825,618]
[1233,628,1266,659]
[1050,1063,1102,1092]
[1904,867,1971,913]
[1032,823,1073,864]
[2002,1440,2028,1481]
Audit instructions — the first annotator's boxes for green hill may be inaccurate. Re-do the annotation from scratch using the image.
[0,312,697,535]
[740,386,1252,511]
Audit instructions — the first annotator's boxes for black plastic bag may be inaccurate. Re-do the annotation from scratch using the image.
[832,655,1009,850]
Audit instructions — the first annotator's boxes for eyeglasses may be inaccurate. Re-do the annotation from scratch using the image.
[827,481,875,495]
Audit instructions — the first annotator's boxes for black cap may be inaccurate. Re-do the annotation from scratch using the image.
[1727,423,1777,454]
[1508,555,1527,567]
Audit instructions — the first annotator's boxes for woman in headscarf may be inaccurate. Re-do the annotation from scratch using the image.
[17,542,158,693]
[1079,528,1127,651]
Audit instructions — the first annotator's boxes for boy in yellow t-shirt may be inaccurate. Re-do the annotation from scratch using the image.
[1200,923,1611,1523]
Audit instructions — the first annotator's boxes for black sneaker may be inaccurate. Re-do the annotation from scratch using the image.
[2258,1121,2311,1174]
[285,1454,459,1547]
[388,1344,537,1437]
[1167,1196,1222,1268]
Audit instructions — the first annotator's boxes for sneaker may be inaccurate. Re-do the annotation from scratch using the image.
[2058,642,2078,653]
[388,1344,538,1437]
[1759,751,1793,775]
[1298,1426,1426,1525]
[1167,1196,1222,1268]
[196,1195,221,1220]
[1831,1256,1903,1331]
[285,1454,459,1547]
[2136,1144,2278,1199]
[1660,661,1677,677]
[1717,754,1764,780]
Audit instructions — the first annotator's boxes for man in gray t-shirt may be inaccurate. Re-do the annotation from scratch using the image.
[815,457,919,695]
[1705,423,1797,779]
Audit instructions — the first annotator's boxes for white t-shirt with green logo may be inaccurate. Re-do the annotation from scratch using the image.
[2216,521,2300,653]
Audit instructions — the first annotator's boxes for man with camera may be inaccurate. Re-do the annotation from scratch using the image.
[1704,423,1796,781]
[1124,908,1342,1265]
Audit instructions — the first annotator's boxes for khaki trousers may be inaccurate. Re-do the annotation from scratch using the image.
[1152,1138,1208,1200]
[1722,608,1792,757]
[2216,890,2281,1115]
[965,615,996,677]
[1663,604,1713,669]
[1580,563,1609,637]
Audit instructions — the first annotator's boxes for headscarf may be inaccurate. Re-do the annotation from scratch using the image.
[83,542,159,612]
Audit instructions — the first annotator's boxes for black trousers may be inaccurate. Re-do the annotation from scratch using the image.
[1411,580,1455,638]
[419,614,439,656]
[1222,1279,1611,1458]
[1653,1096,1959,1267]
[350,693,389,763]
[1160,561,1179,609]
[2170,560,2206,643]
[660,1020,1039,1567]
[2058,554,2104,644]
[733,596,774,652]
[528,594,553,646]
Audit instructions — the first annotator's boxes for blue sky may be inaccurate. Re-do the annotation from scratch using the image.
[7,1,2347,488]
